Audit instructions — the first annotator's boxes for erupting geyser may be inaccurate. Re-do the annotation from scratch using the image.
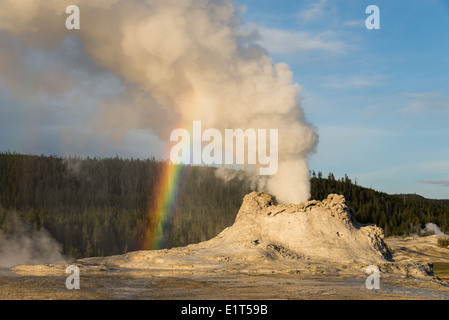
[0,0,318,204]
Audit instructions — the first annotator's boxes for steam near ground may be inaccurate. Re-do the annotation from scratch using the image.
[0,213,66,267]
[420,223,447,237]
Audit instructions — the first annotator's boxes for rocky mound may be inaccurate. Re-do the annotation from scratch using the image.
[79,192,404,274]
[201,191,392,263]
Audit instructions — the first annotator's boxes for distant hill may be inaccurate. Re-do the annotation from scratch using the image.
[0,152,448,259]
[395,193,449,202]
[394,194,427,201]
[395,194,449,207]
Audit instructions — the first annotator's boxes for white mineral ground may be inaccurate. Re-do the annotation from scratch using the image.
[2,192,449,299]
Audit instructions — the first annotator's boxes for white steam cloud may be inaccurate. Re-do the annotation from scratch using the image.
[0,0,318,203]
[420,223,447,237]
[0,213,66,267]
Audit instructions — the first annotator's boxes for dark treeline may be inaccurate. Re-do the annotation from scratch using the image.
[0,152,252,258]
[0,152,448,259]
[310,171,449,237]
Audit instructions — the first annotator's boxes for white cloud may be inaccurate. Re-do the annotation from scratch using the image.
[322,74,384,89]
[257,27,346,55]
[418,180,449,187]
[297,0,329,23]
[401,92,448,116]
[342,20,365,28]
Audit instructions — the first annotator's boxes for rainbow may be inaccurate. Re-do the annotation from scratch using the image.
[146,162,187,249]
[144,91,209,249]
[144,118,196,250]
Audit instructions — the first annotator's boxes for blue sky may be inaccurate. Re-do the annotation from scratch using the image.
[0,0,448,199]
[237,0,449,199]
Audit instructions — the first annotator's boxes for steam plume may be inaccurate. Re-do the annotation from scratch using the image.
[421,223,447,237]
[0,213,66,267]
[0,0,318,203]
